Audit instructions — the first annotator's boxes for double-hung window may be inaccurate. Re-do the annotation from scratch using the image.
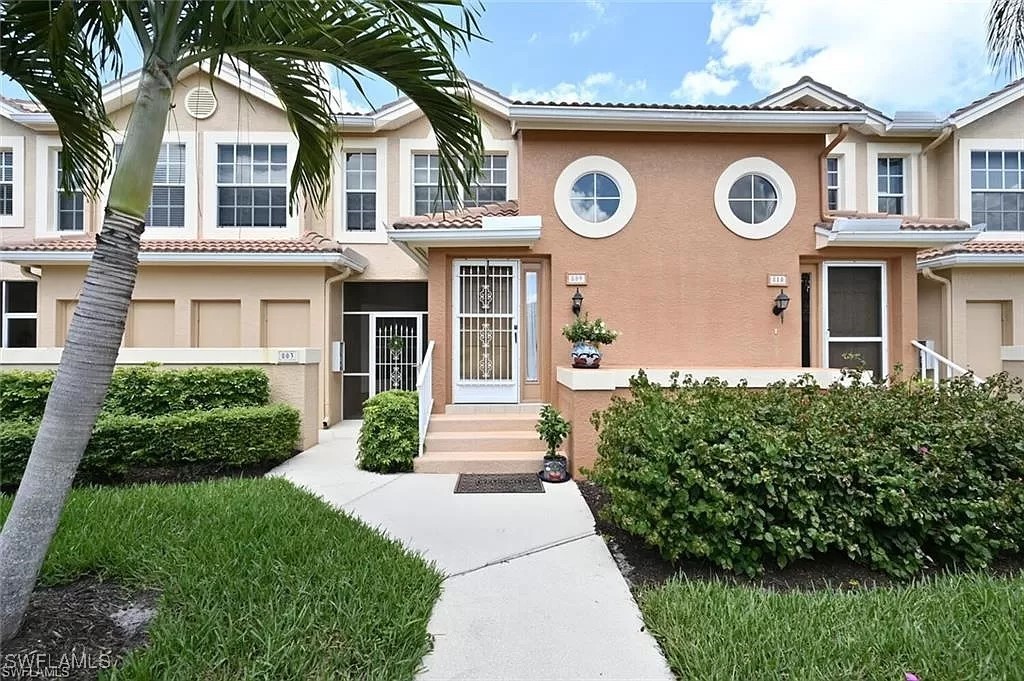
[344,152,377,231]
[115,142,186,228]
[826,156,840,211]
[412,153,508,215]
[970,150,1024,231]
[1,280,37,348]
[56,151,84,231]
[0,149,13,217]
[216,143,287,228]
[876,157,905,214]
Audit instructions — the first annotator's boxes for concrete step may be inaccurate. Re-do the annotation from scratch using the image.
[424,430,546,453]
[428,413,540,433]
[444,403,544,416]
[414,451,545,474]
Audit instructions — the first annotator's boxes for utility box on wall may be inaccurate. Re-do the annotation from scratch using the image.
[331,340,344,373]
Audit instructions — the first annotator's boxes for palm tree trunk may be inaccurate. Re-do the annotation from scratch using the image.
[0,69,172,642]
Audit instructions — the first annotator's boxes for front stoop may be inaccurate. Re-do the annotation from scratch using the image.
[414,404,546,474]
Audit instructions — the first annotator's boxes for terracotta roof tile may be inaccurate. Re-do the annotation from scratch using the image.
[0,231,348,253]
[816,211,972,231]
[508,99,858,112]
[919,239,1024,260]
[391,200,519,230]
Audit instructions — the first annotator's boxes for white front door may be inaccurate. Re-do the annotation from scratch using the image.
[452,259,520,403]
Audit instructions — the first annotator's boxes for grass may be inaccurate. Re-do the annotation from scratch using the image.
[640,574,1024,680]
[0,478,442,680]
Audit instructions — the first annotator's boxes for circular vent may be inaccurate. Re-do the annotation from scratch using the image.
[184,86,217,119]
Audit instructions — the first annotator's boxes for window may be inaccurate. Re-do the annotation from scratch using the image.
[412,153,508,214]
[970,150,1024,231]
[56,151,84,231]
[0,149,13,216]
[727,174,778,224]
[216,144,287,227]
[826,156,840,211]
[2,280,37,348]
[464,155,508,207]
[116,143,186,228]
[344,152,376,231]
[554,155,637,238]
[876,157,904,214]
[570,172,620,223]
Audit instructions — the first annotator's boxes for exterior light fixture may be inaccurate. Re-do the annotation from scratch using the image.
[571,287,584,316]
[772,290,790,320]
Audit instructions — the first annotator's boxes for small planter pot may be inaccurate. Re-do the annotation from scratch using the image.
[571,341,602,369]
[539,454,571,483]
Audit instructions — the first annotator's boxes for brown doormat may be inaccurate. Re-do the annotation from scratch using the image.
[454,473,545,494]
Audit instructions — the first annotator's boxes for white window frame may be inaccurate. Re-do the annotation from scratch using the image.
[0,137,25,228]
[554,155,638,239]
[821,261,888,379]
[825,156,841,211]
[867,143,920,216]
[202,131,300,239]
[334,137,387,244]
[958,137,1024,240]
[102,132,198,240]
[1,280,38,348]
[824,140,857,212]
[713,156,796,240]
[398,126,518,218]
[35,136,90,237]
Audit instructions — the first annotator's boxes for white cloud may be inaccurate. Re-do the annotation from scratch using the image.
[528,32,539,44]
[584,0,607,16]
[330,87,371,114]
[686,0,993,112]
[569,29,590,44]
[511,72,648,104]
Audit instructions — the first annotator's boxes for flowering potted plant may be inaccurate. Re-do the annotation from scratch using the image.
[536,405,571,483]
[562,314,619,368]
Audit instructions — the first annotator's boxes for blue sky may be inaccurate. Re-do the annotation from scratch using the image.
[1,1,1012,117]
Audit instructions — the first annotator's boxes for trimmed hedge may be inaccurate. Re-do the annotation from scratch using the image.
[588,370,1024,578]
[358,390,419,473]
[0,405,300,488]
[0,366,271,421]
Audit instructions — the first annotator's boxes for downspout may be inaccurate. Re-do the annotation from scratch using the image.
[19,266,41,282]
[819,124,850,220]
[920,125,954,218]
[921,267,953,359]
[322,267,353,428]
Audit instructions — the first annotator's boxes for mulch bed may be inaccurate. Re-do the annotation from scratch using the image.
[578,480,1024,592]
[3,577,158,681]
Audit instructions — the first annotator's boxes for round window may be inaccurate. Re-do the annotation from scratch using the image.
[570,172,621,223]
[727,174,778,224]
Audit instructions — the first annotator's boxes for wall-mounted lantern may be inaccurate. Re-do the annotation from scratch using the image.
[772,290,790,321]
[571,287,584,316]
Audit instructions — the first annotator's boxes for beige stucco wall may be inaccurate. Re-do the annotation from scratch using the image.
[949,267,1024,371]
[917,274,947,355]
[0,117,39,260]
[426,130,922,409]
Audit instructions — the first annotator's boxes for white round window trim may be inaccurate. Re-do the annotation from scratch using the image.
[713,157,796,239]
[554,155,637,238]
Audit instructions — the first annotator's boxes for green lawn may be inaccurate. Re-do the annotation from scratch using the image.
[640,574,1024,680]
[0,478,441,680]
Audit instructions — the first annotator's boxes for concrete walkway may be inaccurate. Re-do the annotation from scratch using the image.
[270,422,673,681]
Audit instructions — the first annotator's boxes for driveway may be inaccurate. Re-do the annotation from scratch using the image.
[270,422,672,681]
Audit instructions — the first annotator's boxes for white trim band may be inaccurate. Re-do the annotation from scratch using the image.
[556,366,857,391]
[0,347,322,365]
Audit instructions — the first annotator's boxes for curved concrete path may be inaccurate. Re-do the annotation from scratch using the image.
[270,422,673,681]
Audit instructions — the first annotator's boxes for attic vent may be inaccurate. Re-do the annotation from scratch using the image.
[184,87,217,119]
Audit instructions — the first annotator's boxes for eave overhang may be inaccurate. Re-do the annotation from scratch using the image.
[815,226,980,249]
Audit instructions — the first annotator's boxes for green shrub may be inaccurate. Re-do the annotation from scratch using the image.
[0,366,271,421]
[588,370,1024,578]
[0,405,299,488]
[358,390,419,473]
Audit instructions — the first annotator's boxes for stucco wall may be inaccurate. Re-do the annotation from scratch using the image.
[917,275,946,355]
[950,267,1024,368]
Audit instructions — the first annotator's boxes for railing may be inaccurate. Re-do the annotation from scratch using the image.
[912,340,980,387]
[416,340,435,457]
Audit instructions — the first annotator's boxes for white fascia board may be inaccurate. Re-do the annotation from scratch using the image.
[949,84,1024,128]
[917,252,1024,269]
[480,215,542,229]
[341,83,512,132]
[816,227,981,248]
[388,226,541,247]
[508,106,867,131]
[0,250,366,270]
[1,346,322,366]
[556,366,858,391]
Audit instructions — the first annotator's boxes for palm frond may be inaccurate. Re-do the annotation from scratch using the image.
[176,0,483,212]
[0,0,129,195]
[988,0,1024,78]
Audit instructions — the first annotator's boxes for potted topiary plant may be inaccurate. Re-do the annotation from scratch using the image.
[536,404,572,483]
[562,314,619,368]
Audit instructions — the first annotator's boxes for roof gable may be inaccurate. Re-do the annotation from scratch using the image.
[948,77,1024,127]
[755,76,891,128]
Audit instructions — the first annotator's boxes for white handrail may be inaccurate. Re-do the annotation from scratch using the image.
[911,339,980,386]
[416,340,435,457]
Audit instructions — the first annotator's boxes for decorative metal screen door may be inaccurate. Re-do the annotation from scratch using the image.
[452,259,520,403]
[370,315,422,395]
